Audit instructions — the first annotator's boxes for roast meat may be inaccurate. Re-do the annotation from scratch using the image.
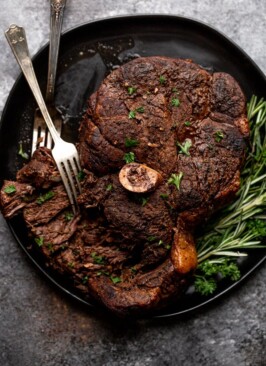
[0,57,249,316]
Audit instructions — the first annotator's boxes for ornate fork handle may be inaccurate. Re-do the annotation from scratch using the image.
[5,25,60,144]
[46,0,67,103]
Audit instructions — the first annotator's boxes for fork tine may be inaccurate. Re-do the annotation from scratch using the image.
[69,158,82,194]
[63,160,79,200]
[32,127,39,152]
[56,162,77,214]
[46,128,53,149]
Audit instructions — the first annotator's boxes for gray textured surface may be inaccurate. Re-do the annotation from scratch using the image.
[0,1,265,366]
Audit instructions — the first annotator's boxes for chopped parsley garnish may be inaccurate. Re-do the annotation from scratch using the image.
[128,110,136,119]
[160,193,169,199]
[106,184,113,191]
[128,106,145,119]
[135,106,144,113]
[214,130,224,142]
[140,197,148,207]
[167,172,183,190]
[158,240,164,246]
[34,237,44,247]
[177,139,192,156]
[4,185,16,194]
[36,191,55,205]
[82,275,89,284]
[64,211,74,221]
[159,75,166,84]
[128,86,137,95]
[125,137,139,148]
[46,243,54,252]
[171,98,180,107]
[165,244,171,250]
[123,152,135,164]
[77,170,85,181]
[172,87,178,92]
[18,143,29,160]
[147,236,157,242]
[68,262,75,268]
[91,252,105,264]
[184,121,191,127]
[110,276,122,284]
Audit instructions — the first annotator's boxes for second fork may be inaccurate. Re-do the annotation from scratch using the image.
[5,24,81,213]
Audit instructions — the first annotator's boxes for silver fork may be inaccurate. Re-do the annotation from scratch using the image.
[5,24,81,213]
[32,0,66,154]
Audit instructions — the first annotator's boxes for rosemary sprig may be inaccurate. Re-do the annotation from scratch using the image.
[194,95,266,294]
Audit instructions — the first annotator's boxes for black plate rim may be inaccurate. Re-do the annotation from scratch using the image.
[2,13,266,124]
[1,14,265,319]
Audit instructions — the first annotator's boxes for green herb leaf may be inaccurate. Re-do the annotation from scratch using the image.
[68,262,75,268]
[125,137,139,148]
[177,139,192,156]
[194,276,217,296]
[4,185,16,194]
[172,87,178,92]
[64,211,74,221]
[171,98,180,107]
[34,237,44,247]
[128,86,137,95]
[36,191,55,205]
[219,261,241,281]
[91,252,105,264]
[159,75,166,84]
[214,130,224,142]
[135,106,144,113]
[82,275,89,284]
[18,143,29,160]
[129,107,144,119]
[195,259,241,296]
[160,193,169,199]
[158,240,164,246]
[123,152,135,164]
[106,184,113,191]
[77,170,85,181]
[147,236,157,242]
[184,121,191,127]
[110,276,122,284]
[167,172,183,190]
[246,219,266,237]
[140,197,148,207]
[128,110,136,119]
[46,243,54,253]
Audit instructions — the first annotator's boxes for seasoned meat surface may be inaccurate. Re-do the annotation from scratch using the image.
[0,57,249,316]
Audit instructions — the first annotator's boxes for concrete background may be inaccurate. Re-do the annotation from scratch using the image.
[0,1,265,365]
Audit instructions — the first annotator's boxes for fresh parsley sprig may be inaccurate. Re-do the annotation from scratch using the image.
[167,172,183,190]
[177,139,192,156]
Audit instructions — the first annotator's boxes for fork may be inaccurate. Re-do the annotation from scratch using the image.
[5,24,81,213]
[32,0,66,154]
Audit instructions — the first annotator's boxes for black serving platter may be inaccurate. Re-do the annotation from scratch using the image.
[0,15,265,318]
